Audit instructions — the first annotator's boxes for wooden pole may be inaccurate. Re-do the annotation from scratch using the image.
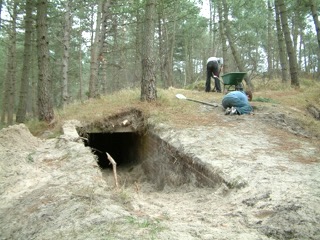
[106,152,119,188]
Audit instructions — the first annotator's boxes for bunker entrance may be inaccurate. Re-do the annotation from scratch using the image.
[84,132,141,169]
[76,108,146,170]
[77,108,223,189]
[81,130,223,190]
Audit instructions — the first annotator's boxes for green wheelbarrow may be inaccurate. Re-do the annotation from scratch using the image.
[221,72,247,93]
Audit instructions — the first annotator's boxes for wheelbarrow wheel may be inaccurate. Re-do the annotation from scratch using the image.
[235,83,243,91]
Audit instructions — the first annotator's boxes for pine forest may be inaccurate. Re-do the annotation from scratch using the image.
[0,0,319,125]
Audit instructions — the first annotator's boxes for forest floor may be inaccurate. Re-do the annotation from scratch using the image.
[0,88,320,240]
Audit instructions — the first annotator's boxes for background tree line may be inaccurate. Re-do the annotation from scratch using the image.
[0,0,319,125]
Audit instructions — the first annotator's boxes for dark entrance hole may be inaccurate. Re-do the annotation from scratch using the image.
[84,132,140,169]
[78,126,223,189]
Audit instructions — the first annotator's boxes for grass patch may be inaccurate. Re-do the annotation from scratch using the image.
[20,76,320,138]
[26,119,58,137]
[251,77,291,92]
[125,216,165,237]
[253,97,278,103]
[111,189,132,206]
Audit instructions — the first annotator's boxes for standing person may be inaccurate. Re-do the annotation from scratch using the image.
[222,90,253,115]
[205,57,223,93]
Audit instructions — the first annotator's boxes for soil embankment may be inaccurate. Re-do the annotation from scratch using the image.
[0,104,319,239]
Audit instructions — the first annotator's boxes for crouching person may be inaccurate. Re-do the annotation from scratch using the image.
[222,90,253,115]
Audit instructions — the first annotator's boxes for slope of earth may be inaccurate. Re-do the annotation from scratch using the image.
[0,94,319,240]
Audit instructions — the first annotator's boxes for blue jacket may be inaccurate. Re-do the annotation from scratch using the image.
[222,91,253,114]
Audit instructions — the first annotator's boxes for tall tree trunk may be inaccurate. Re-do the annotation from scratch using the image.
[167,17,176,87]
[31,33,38,118]
[275,0,289,82]
[61,0,72,108]
[187,41,193,84]
[292,13,299,56]
[217,0,228,74]
[100,57,108,94]
[98,0,112,94]
[140,0,157,101]
[110,14,120,91]
[9,1,17,125]
[78,23,83,102]
[299,29,303,71]
[267,0,273,79]
[309,0,320,78]
[16,0,34,123]
[276,0,299,87]
[209,0,213,54]
[158,3,176,88]
[88,0,111,97]
[1,50,10,125]
[222,0,253,89]
[184,39,188,87]
[0,0,2,30]
[3,0,18,125]
[133,0,143,88]
[88,2,102,98]
[158,13,165,88]
[37,0,54,122]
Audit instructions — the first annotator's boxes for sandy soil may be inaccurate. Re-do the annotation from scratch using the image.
[0,103,319,240]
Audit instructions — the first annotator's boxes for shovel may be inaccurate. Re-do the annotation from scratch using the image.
[175,94,218,107]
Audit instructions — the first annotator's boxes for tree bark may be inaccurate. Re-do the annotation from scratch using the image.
[61,0,72,108]
[276,0,299,87]
[0,0,2,30]
[78,23,83,102]
[167,17,176,87]
[1,50,10,125]
[222,0,253,89]
[267,0,273,79]
[184,38,192,87]
[31,33,38,118]
[16,0,34,123]
[133,0,143,88]
[88,0,111,98]
[37,0,54,122]
[309,0,320,78]
[9,1,18,124]
[209,0,213,54]
[274,0,289,83]
[99,0,112,94]
[217,0,228,74]
[2,0,18,125]
[88,2,102,98]
[158,12,165,87]
[140,0,157,101]
[158,3,176,88]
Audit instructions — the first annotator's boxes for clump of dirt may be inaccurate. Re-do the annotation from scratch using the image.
[0,103,320,240]
[252,102,320,139]
[307,104,320,120]
[77,108,147,135]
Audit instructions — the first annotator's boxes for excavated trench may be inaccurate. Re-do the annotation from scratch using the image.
[77,109,223,190]
[82,132,141,169]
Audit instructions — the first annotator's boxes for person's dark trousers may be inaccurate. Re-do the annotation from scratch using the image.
[214,76,221,92]
[205,61,221,92]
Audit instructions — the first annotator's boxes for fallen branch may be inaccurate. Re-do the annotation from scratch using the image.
[307,104,320,120]
[106,152,119,188]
